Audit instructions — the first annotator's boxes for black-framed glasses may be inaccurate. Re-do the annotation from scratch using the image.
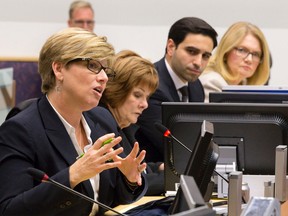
[69,58,116,79]
[72,20,95,27]
[234,47,263,63]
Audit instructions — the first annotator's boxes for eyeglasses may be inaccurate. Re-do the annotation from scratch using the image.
[72,20,95,27]
[234,47,263,63]
[69,58,116,79]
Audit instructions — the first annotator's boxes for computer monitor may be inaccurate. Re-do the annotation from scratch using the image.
[162,102,288,194]
[169,175,216,215]
[162,114,219,200]
[222,85,288,93]
[209,92,288,104]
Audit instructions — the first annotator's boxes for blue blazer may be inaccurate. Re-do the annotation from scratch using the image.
[87,105,165,196]
[135,57,204,162]
[0,96,147,216]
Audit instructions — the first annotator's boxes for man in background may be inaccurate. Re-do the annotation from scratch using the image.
[68,0,95,32]
[135,17,218,162]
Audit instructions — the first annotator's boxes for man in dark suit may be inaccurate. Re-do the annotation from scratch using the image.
[136,17,218,162]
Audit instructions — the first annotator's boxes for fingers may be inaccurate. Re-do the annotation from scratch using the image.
[129,142,140,158]
[136,162,146,186]
[101,147,123,163]
[137,173,142,186]
[130,143,146,173]
[93,133,122,150]
[135,149,146,186]
[70,133,125,187]
[135,149,146,165]
[101,161,122,171]
[137,162,147,173]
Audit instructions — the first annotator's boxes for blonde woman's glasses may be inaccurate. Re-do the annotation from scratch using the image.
[234,47,263,63]
[69,58,116,79]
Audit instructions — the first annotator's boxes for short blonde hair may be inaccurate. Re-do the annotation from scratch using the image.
[101,50,159,108]
[39,27,114,93]
[205,21,270,85]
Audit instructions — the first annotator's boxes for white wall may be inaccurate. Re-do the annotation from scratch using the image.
[0,0,288,86]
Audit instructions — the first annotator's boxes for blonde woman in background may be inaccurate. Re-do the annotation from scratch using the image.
[199,21,270,102]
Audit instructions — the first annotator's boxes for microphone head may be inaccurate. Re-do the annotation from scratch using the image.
[27,167,49,182]
[154,122,171,137]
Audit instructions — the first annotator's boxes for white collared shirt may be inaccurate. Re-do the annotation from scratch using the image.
[46,95,99,214]
[164,58,188,99]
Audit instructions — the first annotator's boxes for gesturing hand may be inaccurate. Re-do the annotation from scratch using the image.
[69,133,123,188]
[114,142,146,186]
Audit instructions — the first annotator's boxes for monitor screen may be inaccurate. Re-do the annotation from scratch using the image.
[162,102,288,194]
[182,120,219,200]
[209,92,288,104]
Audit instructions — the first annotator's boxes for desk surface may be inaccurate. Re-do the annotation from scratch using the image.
[105,196,164,215]
[105,196,288,215]
[281,200,288,215]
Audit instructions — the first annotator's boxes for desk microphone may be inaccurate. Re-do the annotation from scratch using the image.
[27,167,126,216]
[154,122,228,184]
[154,122,192,153]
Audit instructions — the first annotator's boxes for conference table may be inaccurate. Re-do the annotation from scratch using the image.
[105,196,164,215]
[105,196,288,215]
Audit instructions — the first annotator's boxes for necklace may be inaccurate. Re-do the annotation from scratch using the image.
[77,123,87,151]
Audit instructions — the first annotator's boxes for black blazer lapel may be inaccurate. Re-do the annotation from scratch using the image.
[155,58,181,102]
[38,97,78,165]
[156,57,205,102]
[39,97,98,200]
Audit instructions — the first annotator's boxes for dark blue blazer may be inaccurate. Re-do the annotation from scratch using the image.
[87,106,165,196]
[135,57,204,162]
[0,96,147,216]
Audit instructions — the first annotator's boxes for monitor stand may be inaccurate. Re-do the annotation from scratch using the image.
[228,171,242,216]
[275,145,287,202]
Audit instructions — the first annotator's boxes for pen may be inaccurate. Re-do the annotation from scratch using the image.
[76,138,114,160]
[102,138,114,162]
[102,138,114,146]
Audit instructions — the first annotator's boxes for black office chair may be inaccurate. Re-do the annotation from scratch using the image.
[5,98,37,120]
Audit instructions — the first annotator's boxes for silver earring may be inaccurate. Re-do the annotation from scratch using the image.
[55,78,63,92]
[55,84,61,92]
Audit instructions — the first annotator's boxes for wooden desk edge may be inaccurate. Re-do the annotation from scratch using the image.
[281,199,288,215]
[105,196,164,215]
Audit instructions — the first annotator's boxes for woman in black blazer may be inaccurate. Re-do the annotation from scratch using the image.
[0,28,147,216]
[98,50,165,196]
